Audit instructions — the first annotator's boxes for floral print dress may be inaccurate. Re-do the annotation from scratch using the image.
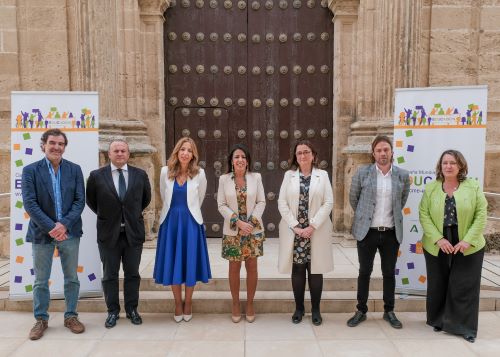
[221,179,265,261]
[293,173,311,264]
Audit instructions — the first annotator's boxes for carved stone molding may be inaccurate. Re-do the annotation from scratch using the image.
[98,119,157,154]
[138,0,170,17]
[328,0,360,18]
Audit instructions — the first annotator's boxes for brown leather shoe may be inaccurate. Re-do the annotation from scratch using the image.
[64,316,85,334]
[29,319,48,340]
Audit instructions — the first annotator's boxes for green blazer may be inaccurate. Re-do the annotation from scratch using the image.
[419,178,487,256]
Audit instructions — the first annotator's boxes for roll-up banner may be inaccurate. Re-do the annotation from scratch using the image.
[10,91,102,299]
[394,85,487,294]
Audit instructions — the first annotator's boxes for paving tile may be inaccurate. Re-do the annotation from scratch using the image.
[89,340,172,357]
[0,311,39,338]
[319,339,400,357]
[476,311,500,339]
[392,338,476,357]
[375,312,456,340]
[464,338,500,356]
[246,340,323,357]
[0,337,25,356]
[101,313,178,341]
[173,313,245,341]
[168,341,244,357]
[313,313,388,340]
[10,339,97,357]
[245,313,316,341]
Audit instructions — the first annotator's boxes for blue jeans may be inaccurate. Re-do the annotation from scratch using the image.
[32,238,80,320]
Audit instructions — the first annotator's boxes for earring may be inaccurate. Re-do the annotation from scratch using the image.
[231,163,234,172]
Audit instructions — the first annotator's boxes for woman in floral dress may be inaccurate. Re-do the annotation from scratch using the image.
[217,144,266,323]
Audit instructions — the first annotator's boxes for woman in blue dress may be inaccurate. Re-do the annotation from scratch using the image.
[154,137,211,322]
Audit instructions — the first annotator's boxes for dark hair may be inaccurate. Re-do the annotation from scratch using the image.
[371,135,393,163]
[288,140,318,170]
[435,149,468,182]
[40,129,68,148]
[226,143,252,173]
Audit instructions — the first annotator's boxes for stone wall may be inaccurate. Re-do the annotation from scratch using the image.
[1,0,500,256]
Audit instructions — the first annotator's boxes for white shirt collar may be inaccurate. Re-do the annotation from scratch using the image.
[111,163,128,172]
[375,164,392,177]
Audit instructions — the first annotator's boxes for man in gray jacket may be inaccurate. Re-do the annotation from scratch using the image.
[347,135,410,329]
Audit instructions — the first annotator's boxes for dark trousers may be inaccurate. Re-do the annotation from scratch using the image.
[98,231,143,314]
[424,226,484,337]
[356,229,400,313]
[291,262,323,312]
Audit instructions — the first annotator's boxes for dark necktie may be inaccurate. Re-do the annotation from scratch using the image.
[117,168,126,201]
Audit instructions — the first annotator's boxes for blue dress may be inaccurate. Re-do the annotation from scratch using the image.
[153,180,212,287]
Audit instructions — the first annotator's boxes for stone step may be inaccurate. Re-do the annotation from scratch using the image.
[2,290,499,313]
[133,277,378,292]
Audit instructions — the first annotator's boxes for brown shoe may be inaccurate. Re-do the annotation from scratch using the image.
[29,319,48,340]
[64,316,85,334]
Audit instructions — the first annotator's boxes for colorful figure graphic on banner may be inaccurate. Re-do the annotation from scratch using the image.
[396,103,485,128]
[13,106,97,130]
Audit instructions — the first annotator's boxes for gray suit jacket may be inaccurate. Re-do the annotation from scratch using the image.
[349,164,410,243]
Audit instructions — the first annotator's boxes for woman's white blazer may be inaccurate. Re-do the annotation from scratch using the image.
[277,168,334,274]
[158,166,207,225]
[217,172,266,236]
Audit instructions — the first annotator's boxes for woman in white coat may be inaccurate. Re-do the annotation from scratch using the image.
[278,140,334,326]
[153,137,212,323]
[217,144,266,323]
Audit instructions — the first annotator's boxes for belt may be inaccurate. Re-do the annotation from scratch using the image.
[370,226,394,231]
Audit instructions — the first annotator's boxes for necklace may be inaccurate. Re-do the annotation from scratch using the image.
[176,173,187,186]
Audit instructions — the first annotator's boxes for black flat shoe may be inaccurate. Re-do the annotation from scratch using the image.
[126,309,143,325]
[383,311,403,329]
[463,335,475,343]
[292,309,305,324]
[311,310,322,326]
[105,313,119,328]
[433,326,442,332]
[347,311,366,327]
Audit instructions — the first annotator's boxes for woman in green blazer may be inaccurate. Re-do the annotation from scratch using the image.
[419,150,487,343]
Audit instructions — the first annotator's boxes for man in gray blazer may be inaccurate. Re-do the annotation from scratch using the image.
[347,135,410,329]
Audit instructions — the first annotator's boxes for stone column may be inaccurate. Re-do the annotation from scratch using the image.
[66,0,158,240]
[138,0,170,238]
[334,0,430,240]
[328,0,360,241]
[0,1,20,257]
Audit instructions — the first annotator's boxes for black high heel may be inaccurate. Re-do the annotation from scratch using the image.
[463,335,475,343]
[311,310,323,326]
[292,309,305,324]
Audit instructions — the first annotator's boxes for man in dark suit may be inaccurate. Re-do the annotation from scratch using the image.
[86,139,151,328]
[347,135,410,329]
[22,128,86,340]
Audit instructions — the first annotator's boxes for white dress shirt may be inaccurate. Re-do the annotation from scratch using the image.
[110,163,129,194]
[371,165,394,228]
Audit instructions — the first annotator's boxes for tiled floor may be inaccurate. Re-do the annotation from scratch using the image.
[1,240,500,355]
[1,311,500,356]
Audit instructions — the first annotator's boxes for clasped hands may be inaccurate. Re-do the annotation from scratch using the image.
[49,222,68,241]
[437,238,470,254]
[236,220,254,236]
[293,226,315,239]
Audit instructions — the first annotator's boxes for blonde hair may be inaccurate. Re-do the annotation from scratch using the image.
[167,137,200,179]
